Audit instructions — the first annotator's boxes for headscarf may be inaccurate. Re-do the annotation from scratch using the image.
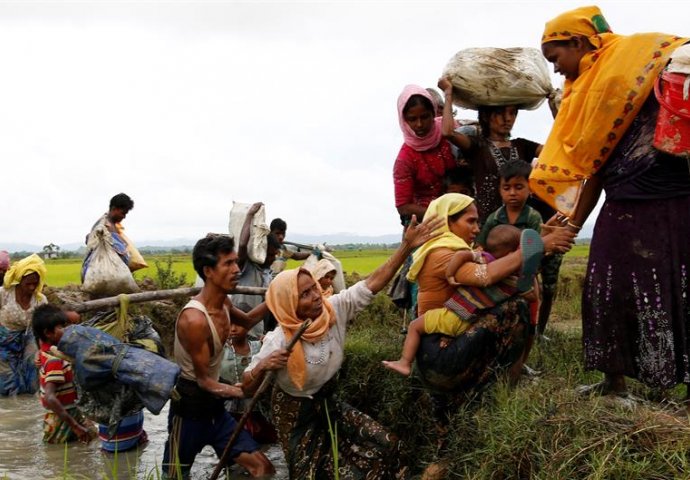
[531,6,687,215]
[265,268,336,390]
[398,85,444,152]
[407,193,474,282]
[0,251,9,270]
[2,253,47,296]
[309,259,337,281]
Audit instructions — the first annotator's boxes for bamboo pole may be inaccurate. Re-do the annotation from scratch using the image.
[65,285,267,313]
[209,319,312,480]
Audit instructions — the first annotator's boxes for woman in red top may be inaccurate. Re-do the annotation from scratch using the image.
[393,85,458,226]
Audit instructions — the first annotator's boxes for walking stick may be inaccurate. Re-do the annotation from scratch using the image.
[209,319,312,480]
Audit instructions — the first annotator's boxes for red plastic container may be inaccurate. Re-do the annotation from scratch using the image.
[654,71,690,158]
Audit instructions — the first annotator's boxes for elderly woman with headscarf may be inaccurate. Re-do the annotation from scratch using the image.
[309,258,338,298]
[393,84,459,227]
[241,215,443,479]
[534,6,689,397]
[0,253,48,395]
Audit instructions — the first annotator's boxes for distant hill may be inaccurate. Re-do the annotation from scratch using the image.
[3,226,594,254]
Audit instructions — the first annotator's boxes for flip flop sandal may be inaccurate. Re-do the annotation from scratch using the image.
[517,229,544,292]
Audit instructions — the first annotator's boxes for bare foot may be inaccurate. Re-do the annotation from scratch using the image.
[382,360,412,376]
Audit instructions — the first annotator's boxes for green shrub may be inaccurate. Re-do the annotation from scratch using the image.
[153,256,188,290]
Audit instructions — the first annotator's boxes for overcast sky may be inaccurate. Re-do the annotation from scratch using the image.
[1,0,687,247]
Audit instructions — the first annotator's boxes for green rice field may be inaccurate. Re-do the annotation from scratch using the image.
[43,246,589,288]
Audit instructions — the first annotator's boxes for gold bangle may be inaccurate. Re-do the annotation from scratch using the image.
[567,221,582,231]
[248,369,256,381]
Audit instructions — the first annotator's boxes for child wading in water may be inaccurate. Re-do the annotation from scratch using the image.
[383,224,541,377]
[32,304,95,444]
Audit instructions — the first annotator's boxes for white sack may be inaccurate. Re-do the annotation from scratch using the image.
[83,226,139,297]
[443,47,554,110]
[228,202,270,265]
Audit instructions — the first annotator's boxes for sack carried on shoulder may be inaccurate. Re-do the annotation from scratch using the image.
[228,201,270,265]
[83,225,139,296]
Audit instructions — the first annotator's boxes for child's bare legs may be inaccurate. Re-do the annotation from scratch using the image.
[383,316,426,376]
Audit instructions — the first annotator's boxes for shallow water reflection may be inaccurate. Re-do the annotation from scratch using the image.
[0,395,287,479]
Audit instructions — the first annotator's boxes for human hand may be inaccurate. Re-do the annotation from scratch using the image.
[541,224,576,254]
[73,423,94,444]
[248,202,263,216]
[261,349,290,371]
[446,275,461,287]
[437,77,453,95]
[403,215,444,249]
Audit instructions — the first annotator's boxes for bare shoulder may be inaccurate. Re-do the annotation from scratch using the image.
[177,308,211,344]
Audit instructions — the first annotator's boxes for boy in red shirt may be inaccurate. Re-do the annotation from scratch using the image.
[32,304,94,444]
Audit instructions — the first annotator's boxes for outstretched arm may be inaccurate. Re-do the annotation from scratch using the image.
[365,215,444,294]
[567,175,603,233]
[227,299,268,331]
[438,77,472,151]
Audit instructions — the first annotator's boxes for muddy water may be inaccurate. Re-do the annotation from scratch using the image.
[0,395,288,479]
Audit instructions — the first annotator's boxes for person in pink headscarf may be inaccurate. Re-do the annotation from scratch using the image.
[0,251,9,285]
[393,85,459,227]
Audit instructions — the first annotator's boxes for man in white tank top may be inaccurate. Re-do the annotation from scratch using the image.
[163,234,275,478]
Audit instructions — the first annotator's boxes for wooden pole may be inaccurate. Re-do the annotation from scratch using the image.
[65,285,267,313]
[209,319,312,480]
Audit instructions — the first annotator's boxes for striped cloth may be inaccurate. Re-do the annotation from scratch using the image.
[98,411,145,452]
[444,276,519,321]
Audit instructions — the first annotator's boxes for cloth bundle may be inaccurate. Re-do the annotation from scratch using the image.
[442,47,555,110]
[57,325,179,434]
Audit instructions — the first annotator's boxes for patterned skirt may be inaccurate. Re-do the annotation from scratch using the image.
[43,406,92,444]
[271,381,403,479]
[416,297,530,393]
[0,327,38,396]
[582,196,690,389]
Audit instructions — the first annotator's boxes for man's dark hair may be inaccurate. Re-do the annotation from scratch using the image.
[267,233,281,251]
[32,304,68,343]
[193,234,235,281]
[498,161,532,182]
[109,193,134,212]
[270,218,287,232]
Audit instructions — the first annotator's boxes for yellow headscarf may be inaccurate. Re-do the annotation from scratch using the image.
[265,268,336,390]
[531,6,687,215]
[407,193,473,282]
[2,253,47,296]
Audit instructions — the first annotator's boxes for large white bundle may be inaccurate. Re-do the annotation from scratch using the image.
[82,226,139,297]
[442,47,554,110]
[228,202,270,265]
